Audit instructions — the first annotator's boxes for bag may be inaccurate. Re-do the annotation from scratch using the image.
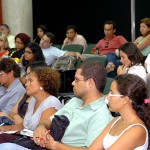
[11,115,69,150]
[0,116,15,126]
[50,115,70,141]
[51,56,77,71]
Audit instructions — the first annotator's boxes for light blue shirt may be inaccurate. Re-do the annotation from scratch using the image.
[0,78,25,113]
[51,97,113,147]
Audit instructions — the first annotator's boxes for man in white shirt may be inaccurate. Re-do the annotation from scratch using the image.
[40,32,84,66]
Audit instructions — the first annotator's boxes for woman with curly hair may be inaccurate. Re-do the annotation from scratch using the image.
[89,74,149,149]
[0,67,62,144]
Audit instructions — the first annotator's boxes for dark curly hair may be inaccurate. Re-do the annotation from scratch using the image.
[115,74,150,145]
[78,60,107,92]
[0,58,20,77]
[31,67,61,97]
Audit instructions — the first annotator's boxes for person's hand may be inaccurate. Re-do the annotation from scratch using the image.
[75,52,86,61]
[117,65,129,75]
[45,134,57,149]
[33,125,48,146]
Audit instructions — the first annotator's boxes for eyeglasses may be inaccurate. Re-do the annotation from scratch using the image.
[105,42,109,48]
[108,91,124,97]
[74,77,88,83]
[24,51,33,54]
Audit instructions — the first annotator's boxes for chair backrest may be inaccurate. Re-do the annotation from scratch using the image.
[85,55,108,67]
[103,77,114,95]
[83,43,96,54]
[62,44,83,54]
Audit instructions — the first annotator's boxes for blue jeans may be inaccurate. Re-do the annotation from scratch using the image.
[106,52,122,68]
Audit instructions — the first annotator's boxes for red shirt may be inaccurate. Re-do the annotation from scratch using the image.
[95,35,127,55]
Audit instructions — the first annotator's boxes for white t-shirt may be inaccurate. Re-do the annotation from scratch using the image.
[42,46,66,65]
[145,54,150,73]
[127,64,147,83]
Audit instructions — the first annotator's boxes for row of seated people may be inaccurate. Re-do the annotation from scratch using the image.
[0,18,150,81]
[0,59,149,149]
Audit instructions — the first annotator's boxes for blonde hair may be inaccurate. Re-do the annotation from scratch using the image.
[0,33,9,49]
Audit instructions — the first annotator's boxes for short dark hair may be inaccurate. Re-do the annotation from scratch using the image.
[66,25,77,32]
[0,58,20,77]
[45,32,55,44]
[104,20,117,30]
[78,60,107,92]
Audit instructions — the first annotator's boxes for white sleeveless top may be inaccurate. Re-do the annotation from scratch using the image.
[103,117,148,150]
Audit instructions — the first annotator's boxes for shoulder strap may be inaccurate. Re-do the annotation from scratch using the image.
[18,93,29,118]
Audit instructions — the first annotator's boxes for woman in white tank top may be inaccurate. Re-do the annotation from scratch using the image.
[88,74,149,150]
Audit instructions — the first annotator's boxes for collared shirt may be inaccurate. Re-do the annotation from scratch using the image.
[0,78,25,113]
[42,46,66,66]
[50,97,113,147]
[62,34,87,53]
[95,35,127,55]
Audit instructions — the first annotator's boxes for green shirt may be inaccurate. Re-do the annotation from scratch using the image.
[51,97,113,147]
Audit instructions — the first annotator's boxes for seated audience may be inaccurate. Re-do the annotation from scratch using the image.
[0,33,10,58]
[134,17,150,59]
[61,25,87,53]
[8,33,31,60]
[117,42,147,82]
[0,67,62,143]
[0,58,25,113]
[88,74,149,150]
[0,24,15,48]
[33,24,48,44]
[40,32,84,66]
[0,61,47,125]
[93,20,127,78]
[0,60,113,149]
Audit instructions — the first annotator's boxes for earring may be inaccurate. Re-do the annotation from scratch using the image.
[40,87,43,90]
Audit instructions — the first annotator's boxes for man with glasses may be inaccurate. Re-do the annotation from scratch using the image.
[22,60,113,150]
[0,58,25,113]
[4,60,113,149]
[93,20,127,78]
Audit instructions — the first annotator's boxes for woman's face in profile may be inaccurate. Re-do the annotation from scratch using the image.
[119,50,131,67]
[140,23,150,36]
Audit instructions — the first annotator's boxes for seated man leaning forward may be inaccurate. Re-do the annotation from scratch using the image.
[40,32,85,66]
[0,58,25,114]
[0,60,113,150]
